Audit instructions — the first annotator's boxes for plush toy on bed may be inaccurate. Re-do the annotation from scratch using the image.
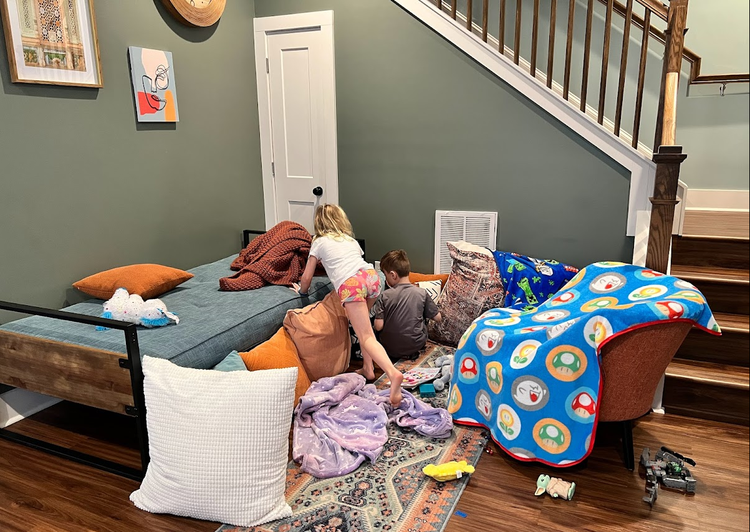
[433,354,454,392]
[97,288,179,330]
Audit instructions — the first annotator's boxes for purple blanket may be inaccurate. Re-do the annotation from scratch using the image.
[293,373,453,478]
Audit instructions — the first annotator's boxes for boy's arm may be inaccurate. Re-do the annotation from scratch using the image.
[296,255,318,295]
[424,291,441,321]
[372,294,385,331]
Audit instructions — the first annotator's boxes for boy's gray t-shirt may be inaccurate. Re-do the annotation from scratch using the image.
[373,283,439,357]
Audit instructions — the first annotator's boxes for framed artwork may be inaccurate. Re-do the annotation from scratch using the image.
[161,0,226,28]
[128,46,179,123]
[0,0,103,87]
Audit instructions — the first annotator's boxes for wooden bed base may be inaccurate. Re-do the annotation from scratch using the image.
[0,300,148,481]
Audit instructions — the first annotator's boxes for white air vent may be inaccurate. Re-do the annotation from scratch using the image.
[434,210,498,274]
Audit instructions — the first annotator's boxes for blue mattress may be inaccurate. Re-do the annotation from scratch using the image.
[0,255,332,369]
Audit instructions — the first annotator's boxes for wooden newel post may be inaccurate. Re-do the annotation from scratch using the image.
[645,146,687,273]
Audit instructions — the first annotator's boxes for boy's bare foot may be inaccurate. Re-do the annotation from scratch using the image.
[355,367,376,381]
[389,372,404,407]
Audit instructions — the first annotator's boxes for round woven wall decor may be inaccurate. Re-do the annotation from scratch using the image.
[162,0,227,27]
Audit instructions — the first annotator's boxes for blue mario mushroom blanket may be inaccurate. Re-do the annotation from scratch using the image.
[448,262,720,466]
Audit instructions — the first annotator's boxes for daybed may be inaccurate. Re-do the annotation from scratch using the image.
[0,230,347,479]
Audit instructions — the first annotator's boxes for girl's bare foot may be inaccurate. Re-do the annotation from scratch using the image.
[389,372,404,407]
[356,367,376,381]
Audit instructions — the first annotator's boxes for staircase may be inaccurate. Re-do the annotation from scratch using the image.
[663,210,750,426]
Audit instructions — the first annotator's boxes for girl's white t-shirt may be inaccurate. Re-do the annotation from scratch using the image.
[309,235,372,292]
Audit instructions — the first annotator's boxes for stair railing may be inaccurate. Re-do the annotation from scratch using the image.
[431,0,690,273]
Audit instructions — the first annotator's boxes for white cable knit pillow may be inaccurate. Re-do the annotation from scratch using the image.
[130,357,296,527]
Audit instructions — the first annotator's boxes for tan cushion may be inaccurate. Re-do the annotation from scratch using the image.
[73,264,193,300]
[283,291,351,382]
[409,272,450,288]
[239,328,312,407]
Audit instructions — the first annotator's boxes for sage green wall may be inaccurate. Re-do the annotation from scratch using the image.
[0,1,262,318]
[255,0,633,273]
[461,0,749,191]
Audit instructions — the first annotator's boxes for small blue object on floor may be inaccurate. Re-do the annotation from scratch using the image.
[419,383,436,398]
[455,510,467,518]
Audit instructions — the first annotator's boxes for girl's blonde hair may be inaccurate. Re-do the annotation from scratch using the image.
[313,204,355,240]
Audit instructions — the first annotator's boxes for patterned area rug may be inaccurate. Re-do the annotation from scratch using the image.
[218,343,487,532]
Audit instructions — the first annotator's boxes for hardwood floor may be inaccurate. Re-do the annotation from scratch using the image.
[1,401,747,532]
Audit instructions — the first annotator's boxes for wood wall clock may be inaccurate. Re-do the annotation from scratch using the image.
[161,0,227,27]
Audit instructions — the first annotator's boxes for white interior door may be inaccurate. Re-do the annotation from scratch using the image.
[255,12,338,232]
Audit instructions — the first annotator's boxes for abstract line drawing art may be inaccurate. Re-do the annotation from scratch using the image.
[128,46,179,123]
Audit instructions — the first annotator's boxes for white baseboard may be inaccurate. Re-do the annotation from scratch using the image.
[0,388,61,428]
[685,189,750,211]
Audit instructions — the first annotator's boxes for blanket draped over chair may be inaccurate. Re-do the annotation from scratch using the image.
[293,373,453,478]
[449,262,720,467]
[220,221,313,291]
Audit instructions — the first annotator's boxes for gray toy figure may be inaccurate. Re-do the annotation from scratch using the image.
[433,355,454,392]
[640,446,697,506]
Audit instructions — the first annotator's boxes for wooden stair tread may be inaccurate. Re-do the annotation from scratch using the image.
[666,360,750,390]
[678,234,749,244]
[670,265,750,284]
[713,312,750,334]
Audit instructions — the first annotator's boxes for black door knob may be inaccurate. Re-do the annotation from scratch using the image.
[313,186,324,197]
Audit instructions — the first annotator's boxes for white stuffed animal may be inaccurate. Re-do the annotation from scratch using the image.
[433,354,454,392]
[98,288,179,329]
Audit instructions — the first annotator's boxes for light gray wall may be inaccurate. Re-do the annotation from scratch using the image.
[0,1,263,319]
[255,0,633,273]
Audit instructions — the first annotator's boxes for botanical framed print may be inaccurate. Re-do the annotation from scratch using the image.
[128,46,179,123]
[0,0,102,87]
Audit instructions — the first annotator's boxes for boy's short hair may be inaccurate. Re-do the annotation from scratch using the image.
[380,250,411,278]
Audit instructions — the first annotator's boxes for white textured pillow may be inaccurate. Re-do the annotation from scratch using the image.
[417,280,442,303]
[130,357,296,527]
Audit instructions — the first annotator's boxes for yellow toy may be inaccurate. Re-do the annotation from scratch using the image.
[422,460,475,482]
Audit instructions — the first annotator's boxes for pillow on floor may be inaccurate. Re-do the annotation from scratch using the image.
[130,357,296,527]
[283,291,351,382]
[73,264,193,300]
[428,241,505,346]
[240,327,312,407]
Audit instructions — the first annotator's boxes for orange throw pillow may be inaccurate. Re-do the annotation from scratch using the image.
[283,291,351,382]
[409,272,450,288]
[239,328,312,407]
[73,264,194,300]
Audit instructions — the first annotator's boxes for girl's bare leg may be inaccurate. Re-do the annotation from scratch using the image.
[346,300,403,407]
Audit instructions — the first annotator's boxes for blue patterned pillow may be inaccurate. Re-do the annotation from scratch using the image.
[492,251,579,310]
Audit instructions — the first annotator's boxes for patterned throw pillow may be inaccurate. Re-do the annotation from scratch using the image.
[493,251,579,310]
[417,280,442,303]
[428,241,506,346]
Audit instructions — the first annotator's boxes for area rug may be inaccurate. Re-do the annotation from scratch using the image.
[217,343,488,532]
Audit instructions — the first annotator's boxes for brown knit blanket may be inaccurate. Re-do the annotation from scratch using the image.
[219,221,313,291]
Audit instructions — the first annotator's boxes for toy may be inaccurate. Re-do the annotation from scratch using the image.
[433,354,454,392]
[399,367,441,389]
[97,288,179,330]
[422,460,475,482]
[535,474,575,500]
[640,446,697,507]
[419,383,436,398]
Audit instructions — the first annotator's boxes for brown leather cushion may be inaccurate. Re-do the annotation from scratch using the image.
[283,291,351,382]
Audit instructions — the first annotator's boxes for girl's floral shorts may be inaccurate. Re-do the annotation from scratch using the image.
[338,268,381,303]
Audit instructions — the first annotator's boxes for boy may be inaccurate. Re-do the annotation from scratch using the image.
[373,250,442,360]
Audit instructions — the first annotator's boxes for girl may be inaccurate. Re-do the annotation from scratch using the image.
[293,204,404,407]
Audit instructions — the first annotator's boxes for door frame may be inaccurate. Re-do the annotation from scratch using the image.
[253,11,339,230]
